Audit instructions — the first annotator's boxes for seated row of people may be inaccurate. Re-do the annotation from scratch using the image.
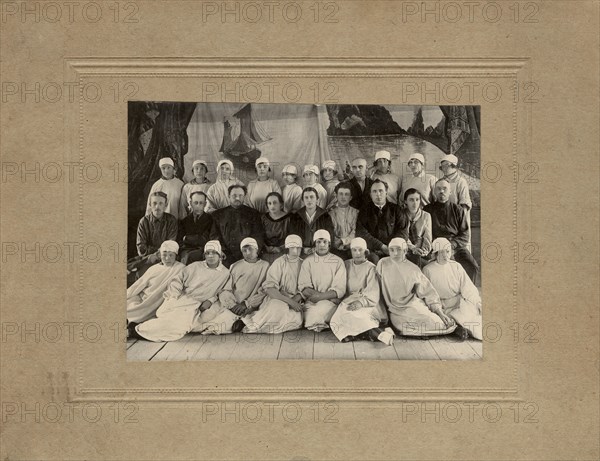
[130,170,479,288]
[127,232,482,345]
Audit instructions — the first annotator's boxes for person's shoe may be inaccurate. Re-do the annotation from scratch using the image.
[231,319,245,333]
[377,328,395,346]
[455,325,469,341]
[127,322,141,340]
[341,336,355,343]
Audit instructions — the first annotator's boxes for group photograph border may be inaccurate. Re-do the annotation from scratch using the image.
[66,57,526,402]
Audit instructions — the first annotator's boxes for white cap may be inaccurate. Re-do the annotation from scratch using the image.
[282,164,298,175]
[322,160,337,171]
[350,237,367,251]
[313,229,331,242]
[375,150,391,161]
[285,234,302,248]
[159,158,174,167]
[240,237,258,250]
[440,154,459,166]
[255,157,270,167]
[192,159,208,169]
[303,165,319,176]
[160,240,179,254]
[408,153,425,164]
[217,159,234,172]
[204,240,222,255]
[388,238,408,250]
[431,238,452,253]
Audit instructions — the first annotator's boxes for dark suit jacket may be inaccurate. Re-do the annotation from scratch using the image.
[210,205,265,265]
[356,201,409,252]
[348,176,374,211]
[290,207,335,248]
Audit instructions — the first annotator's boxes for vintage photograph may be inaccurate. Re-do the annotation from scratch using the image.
[126,102,481,361]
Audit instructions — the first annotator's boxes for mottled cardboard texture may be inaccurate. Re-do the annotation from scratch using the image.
[0,1,598,460]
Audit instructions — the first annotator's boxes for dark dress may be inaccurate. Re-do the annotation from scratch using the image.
[261,212,292,264]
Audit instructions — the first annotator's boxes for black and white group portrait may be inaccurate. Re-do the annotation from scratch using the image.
[126,102,482,361]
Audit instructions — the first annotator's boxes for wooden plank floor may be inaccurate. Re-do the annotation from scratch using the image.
[127,331,482,361]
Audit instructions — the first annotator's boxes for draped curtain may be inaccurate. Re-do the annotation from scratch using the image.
[185,103,332,185]
[127,101,196,256]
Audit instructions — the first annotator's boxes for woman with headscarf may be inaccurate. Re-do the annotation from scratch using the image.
[377,238,456,337]
[423,238,482,340]
[195,238,270,335]
[205,159,245,213]
[242,234,305,334]
[321,160,340,210]
[246,156,282,214]
[330,238,394,345]
[128,240,232,342]
[179,159,212,218]
[126,240,185,324]
[399,153,437,207]
[370,150,402,205]
[298,230,347,332]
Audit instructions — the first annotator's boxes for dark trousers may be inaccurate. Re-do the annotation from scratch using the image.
[179,248,204,265]
[454,248,479,283]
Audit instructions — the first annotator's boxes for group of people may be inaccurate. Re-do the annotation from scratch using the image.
[127,150,482,345]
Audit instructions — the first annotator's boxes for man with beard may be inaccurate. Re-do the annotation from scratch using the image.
[210,184,265,267]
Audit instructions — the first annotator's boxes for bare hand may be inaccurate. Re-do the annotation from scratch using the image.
[230,304,247,316]
[289,300,305,312]
[199,300,212,311]
[438,311,455,328]
[291,294,303,304]
[347,301,362,311]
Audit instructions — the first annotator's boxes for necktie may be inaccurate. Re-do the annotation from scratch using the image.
[409,218,418,244]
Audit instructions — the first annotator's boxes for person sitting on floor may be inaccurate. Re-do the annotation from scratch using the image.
[128,240,231,342]
[126,240,185,324]
[128,191,178,285]
[197,238,270,335]
[146,157,185,220]
[281,164,303,213]
[423,238,482,341]
[177,191,213,265]
[376,238,456,338]
[246,156,282,214]
[242,234,305,335]
[423,179,479,282]
[290,187,334,256]
[298,230,347,332]
[330,238,394,345]
[179,159,212,218]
